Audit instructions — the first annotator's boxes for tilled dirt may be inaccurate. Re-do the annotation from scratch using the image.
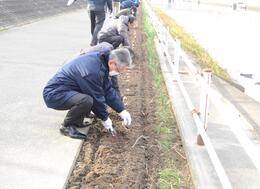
[66,8,190,189]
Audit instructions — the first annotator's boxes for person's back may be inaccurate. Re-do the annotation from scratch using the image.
[119,0,138,16]
[80,42,114,55]
[98,15,131,48]
[120,0,135,9]
[43,52,107,109]
[98,19,119,38]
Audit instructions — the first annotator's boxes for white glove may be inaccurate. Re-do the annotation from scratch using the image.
[101,117,113,130]
[101,117,117,136]
[119,110,132,126]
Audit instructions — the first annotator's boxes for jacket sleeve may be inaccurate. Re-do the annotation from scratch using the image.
[117,20,130,46]
[103,76,125,113]
[80,74,109,121]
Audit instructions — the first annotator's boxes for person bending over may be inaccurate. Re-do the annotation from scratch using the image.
[98,15,136,49]
[120,0,139,16]
[43,47,133,139]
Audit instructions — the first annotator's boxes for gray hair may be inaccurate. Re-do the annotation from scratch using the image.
[109,47,134,67]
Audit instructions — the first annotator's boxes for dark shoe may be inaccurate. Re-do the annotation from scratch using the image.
[61,122,89,129]
[60,126,87,139]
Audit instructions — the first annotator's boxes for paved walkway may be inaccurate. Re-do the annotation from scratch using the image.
[155,0,260,103]
[0,0,85,29]
[0,9,91,189]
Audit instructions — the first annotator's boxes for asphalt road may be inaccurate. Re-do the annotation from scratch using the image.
[0,0,85,29]
[0,9,91,189]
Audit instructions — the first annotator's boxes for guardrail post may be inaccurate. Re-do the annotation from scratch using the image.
[197,69,212,145]
[173,38,180,73]
[160,22,164,44]
[164,28,168,48]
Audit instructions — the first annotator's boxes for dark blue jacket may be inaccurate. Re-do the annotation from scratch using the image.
[43,50,124,121]
[120,0,138,9]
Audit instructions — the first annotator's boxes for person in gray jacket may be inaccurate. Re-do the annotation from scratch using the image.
[87,0,113,46]
[98,15,136,49]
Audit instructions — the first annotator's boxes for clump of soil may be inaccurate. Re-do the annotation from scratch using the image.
[66,7,192,189]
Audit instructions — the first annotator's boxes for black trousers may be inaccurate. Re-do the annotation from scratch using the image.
[89,10,106,46]
[98,35,124,49]
[55,93,93,127]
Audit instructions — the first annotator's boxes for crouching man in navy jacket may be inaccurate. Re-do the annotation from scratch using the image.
[43,47,133,139]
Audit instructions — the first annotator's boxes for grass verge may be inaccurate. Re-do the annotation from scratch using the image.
[154,7,230,81]
[143,3,191,188]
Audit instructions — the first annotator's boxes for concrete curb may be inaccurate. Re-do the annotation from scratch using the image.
[62,127,90,189]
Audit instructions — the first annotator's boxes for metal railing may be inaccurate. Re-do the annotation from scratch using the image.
[143,0,233,188]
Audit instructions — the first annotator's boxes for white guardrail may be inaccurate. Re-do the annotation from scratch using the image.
[143,0,233,188]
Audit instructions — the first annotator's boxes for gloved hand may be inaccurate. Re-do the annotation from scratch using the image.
[101,117,116,136]
[119,110,132,126]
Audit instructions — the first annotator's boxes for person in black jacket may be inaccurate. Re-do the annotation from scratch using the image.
[87,0,113,46]
[43,47,133,139]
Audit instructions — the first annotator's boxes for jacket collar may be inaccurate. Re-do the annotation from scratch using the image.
[99,51,110,71]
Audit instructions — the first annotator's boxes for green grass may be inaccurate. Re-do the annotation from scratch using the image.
[143,3,174,150]
[159,168,181,189]
[154,8,230,81]
[143,3,183,188]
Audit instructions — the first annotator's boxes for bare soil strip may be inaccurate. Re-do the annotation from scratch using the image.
[66,7,192,189]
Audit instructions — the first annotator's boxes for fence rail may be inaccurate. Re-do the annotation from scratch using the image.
[143,0,233,188]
